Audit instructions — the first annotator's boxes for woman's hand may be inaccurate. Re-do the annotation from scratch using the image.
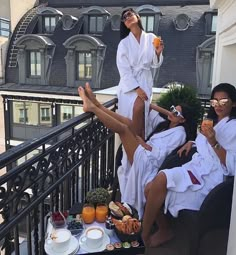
[201,126,217,146]
[136,87,148,101]
[177,141,194,157]
[136,136,152,151]
[155,39,164,57]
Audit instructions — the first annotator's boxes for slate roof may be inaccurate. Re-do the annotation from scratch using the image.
[4,1,213,95]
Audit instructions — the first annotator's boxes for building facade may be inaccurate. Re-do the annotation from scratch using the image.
[0,0,216,156]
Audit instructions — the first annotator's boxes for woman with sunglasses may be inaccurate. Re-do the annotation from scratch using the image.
[116,8,164,140]
[142,83,236,247]
[78,83,196,219]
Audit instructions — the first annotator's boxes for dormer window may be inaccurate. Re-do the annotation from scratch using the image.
[89,16,104,33]
[82,6,110,34]
[135,5,162,33]
[211,14,217,33]
[77,52,92,80]
[140,15,155,32]
[43,16,56,33]
[28,51,41,77]
[37,7,63,34]
[205,10,217,35]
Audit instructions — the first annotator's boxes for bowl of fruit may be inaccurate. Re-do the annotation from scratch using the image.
[51,211,68,228]
[67,219,84,237]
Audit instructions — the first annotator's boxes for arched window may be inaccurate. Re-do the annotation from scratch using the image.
[16,35,55,85]
[82,6,110,34]
[63,35,106,88]
[135,5,162,33]
[37,7,63,34]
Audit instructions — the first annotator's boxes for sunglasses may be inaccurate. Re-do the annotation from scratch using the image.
[170,105,184,118]
[210,98,229,107]
[121,11,135,22]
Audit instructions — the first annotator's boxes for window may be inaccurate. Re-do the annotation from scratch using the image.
[77,52,92,80]
[61,105,73,122]
[89,16,103,33]
[211,15,217,33]
[40,107,51,121]
[29,51,41,77]
[0,18,10,37]
[140,15,154,32]
[44,16,56,33]
[19,108,28,123]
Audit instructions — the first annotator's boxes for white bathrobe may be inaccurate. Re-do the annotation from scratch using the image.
[118,125,186,219]
[116,30,163,138]
[161,117,236,217]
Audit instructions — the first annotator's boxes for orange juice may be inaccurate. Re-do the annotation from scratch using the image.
[82,204,95,224]
[153,37,161,48]
[95,204,108,223]
[201,118,213,131]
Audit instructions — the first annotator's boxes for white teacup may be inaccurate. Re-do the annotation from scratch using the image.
[51,229,71,252]
[81,226,104,249]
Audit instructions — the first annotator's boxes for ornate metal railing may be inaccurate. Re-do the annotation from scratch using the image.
[0,98,118,255]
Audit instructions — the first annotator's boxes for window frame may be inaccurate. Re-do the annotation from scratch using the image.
[43,16,57,33]
[28,50,41,78]
[140,15,155,32]
[88,15,104,34]
[0,18,10,37]
[76,51,92,80]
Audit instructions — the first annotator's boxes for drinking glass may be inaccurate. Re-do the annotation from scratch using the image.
[82,204,95,224]
[201,118,213,131]
[95,203,108,223]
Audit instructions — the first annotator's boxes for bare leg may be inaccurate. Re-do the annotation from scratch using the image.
[133,97,145,139]
[78,86,139,164]
[85,82,136,134]
[142,172,171,247]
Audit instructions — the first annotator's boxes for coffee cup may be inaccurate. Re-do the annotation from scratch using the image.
[51,229,71,252]
[81,226,104,249]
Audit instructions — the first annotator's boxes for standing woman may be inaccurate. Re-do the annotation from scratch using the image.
[116,8,164,139]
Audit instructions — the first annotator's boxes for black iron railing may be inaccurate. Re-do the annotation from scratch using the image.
[0,98,117,255]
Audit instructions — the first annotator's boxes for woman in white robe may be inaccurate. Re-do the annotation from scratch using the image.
[117,8,164,139]
[78,83,196,220]
[142,83,236,247]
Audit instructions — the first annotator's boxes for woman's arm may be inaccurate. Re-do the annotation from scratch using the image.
[136,136,152,151]
[150,103,170,117]
[201,126,226,165]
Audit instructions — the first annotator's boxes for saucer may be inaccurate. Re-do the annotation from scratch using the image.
[79,232,110,253]
[45,236,79,255]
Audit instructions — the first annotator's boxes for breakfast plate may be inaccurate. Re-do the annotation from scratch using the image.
[45,235,79,255]
[79,232,110,253]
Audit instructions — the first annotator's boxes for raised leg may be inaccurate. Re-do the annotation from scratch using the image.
[78,86,139,164]
[133,97,145,139]
[85,82,136,134]
[142,172,172,247]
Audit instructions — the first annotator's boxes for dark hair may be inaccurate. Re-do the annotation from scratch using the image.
[120,8,144,40]
[208,83,236,121]
[147,103,197,141]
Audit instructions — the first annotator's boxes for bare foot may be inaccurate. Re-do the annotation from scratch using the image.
[149,229,174,247]
[85,82,101,107]
[141,232,151,247]
[78,86,95,112]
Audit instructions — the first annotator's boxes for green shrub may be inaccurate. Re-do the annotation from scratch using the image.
[86,187,110,205]
[157,84,204,124]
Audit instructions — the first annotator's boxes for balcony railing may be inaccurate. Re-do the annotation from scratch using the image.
[0,98,118,255]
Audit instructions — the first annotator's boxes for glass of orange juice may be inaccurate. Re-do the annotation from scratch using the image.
[201,118,213,131]
[95,203,108,223]
[82,204,95,224]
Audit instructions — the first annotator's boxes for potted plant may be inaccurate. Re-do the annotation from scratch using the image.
[86,187,110,206]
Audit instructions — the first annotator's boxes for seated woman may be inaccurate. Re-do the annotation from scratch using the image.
[142,83,236,247]
[78,83,196,219]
